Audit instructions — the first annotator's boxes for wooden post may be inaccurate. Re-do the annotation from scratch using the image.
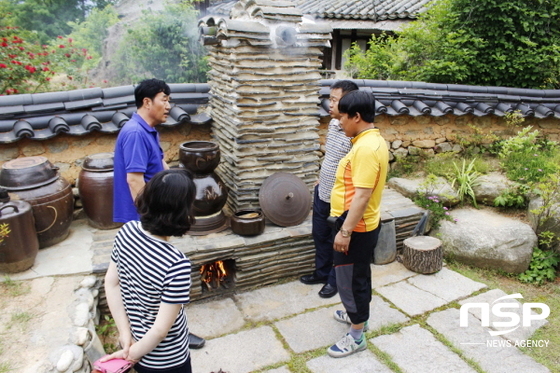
[402,236,443,274]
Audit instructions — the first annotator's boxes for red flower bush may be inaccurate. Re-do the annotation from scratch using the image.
[0,26,92,95]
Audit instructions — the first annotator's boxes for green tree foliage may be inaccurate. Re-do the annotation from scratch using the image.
[0,0,116,44]
[67,5,119,70]
[345,0,560,89]
[114,0,208,84]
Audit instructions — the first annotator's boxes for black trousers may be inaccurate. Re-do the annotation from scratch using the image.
[334,225,380,325]
[311,185,337,287]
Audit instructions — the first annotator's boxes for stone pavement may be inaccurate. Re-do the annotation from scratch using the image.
[2,219,552,373]
[187,261,551,373]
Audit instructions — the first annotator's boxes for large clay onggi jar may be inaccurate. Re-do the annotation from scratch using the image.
[78,152,121,230]
[0,156,74,249]
[179,141,228,234]
[0,189,39,273]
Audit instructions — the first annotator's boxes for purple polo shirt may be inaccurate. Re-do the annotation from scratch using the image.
[113,113,165,223]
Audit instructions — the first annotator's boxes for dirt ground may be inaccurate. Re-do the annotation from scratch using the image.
[0,276,83,373]
[0,277,49,373]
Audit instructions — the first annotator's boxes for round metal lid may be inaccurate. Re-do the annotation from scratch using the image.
[82,152,114,172]
[259,172,312,227]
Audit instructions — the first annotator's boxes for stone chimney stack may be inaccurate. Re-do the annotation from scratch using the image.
[199,0,332,212]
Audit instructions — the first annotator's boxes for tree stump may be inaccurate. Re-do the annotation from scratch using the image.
[402,236,443,274]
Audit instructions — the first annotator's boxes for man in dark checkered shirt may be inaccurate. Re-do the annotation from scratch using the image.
[300,80,359,298]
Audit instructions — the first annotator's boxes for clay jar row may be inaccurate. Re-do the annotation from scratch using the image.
[78,152,121,230]
[0,190,39,273]
[0,156,73,249]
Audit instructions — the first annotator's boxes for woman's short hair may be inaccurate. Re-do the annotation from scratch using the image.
[136,169,196,237]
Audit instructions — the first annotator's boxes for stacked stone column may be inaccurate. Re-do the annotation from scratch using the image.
[200,0,332,212]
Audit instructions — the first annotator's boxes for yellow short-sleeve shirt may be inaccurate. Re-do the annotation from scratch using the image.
[330,128,389,232]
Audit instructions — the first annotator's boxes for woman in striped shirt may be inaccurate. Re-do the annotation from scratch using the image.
[103,169,196,372]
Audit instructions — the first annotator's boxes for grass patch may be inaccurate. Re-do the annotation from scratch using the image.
[424,153,494,180]
[0,362,11,373]
[368,343,404,373]
[284,351,321,373]
[8,311,32,330]
[0,276,30,297]
[447,260,560,373]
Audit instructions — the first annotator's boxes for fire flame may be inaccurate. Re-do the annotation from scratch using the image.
[200,260,228,288]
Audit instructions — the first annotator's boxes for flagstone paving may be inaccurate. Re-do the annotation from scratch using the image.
[187,260,551,373]
[2,220,551,373]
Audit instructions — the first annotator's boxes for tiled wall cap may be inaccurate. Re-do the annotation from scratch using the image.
[32,91,70,105]
[515,103,534,116]
[435,101,453,114]
[81,114,101,132]
[534,105,553,118]
[111,112,129,128]
[169,106,191,124]
[68,88,103,102]
[456,102,474,114]
[14,120,34,138]
[0,94,32,107]
[48,117,70,134]
[391,100,409,114]
[102,86,135,99]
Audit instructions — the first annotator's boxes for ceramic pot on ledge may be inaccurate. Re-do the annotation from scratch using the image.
[179,141,229,234]
[230,209,265,236]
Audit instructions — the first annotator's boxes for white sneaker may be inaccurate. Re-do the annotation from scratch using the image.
[327,333,367,358]
[333,310,369,331]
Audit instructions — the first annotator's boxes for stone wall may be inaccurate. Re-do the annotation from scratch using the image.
[0,123,213,186]
[0,112,558,189]
[319,114,560,157]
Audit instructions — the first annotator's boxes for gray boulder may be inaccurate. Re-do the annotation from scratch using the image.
[387,177,460,207]
[433,208,537,274]
[473,172,515,206]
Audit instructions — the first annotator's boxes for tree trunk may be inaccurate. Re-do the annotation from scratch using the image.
[402,236,443,274]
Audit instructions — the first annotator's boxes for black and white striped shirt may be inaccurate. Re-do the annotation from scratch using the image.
[318,118,352,203]
[111,221,191,370]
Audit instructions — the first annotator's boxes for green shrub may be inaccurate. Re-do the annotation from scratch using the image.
[413,174,456,230]
[114,1,208,84]
[343,0,560,89]
[424,153,457,179]
[451,158,482,207]
[67,5,120,70]
[530,174,560,238]
[493,184,529,209]
[425,154,491,180]
[499,126,560,184]
[388,155,423,178]
[518,246,559,285]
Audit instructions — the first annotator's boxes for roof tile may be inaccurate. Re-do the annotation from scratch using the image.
[1,79,560,143]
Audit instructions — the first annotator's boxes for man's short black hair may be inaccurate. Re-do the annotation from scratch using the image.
[134,78,171,109]
[136,169,196,237]
[330,80,359,94]
[338,90,376,123]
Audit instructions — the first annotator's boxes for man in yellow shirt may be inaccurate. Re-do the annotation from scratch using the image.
[327,90,389,358]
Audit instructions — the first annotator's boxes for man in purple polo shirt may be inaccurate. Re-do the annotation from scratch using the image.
[113,78,170,223]
[112,78,206,349]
